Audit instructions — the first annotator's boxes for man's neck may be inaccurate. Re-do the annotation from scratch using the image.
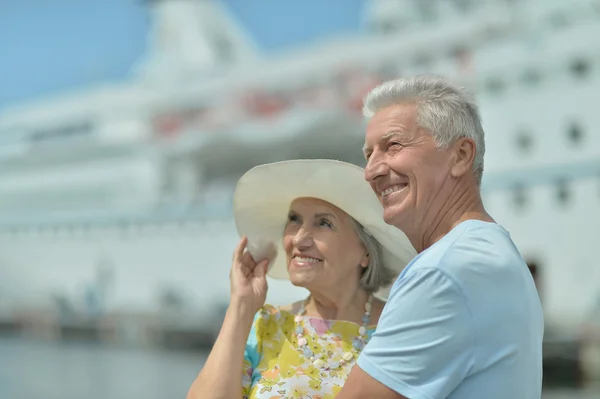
[416,182,493,253]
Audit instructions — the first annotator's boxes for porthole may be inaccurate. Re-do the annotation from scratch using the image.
[485,77,506,95]
[566,121,584,145]
[516,128,534,154]
[526,260,540,289]
[512,185,528,210]
[555,180,571,207]
[377,20,398,34]
[521,69,542,86]
[453,0,474,13]
[413,54,434,71]
[549,12,570,29]
[570,58,591,79]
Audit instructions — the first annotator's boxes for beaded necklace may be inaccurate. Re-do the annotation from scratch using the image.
[293,295,373,370]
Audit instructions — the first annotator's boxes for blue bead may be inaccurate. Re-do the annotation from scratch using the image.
[362,315,370,324]
[303,347,313,357]
[295,326,304,334]
[353,339,364,350]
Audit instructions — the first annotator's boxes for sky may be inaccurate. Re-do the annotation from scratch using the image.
[0,0,366,109]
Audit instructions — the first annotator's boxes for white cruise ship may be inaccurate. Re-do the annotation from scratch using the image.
[0,0,598,357]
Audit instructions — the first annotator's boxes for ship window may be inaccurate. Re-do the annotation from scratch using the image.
[453,0,474,13]
[416,3,437,22]
[378,63,400,80]
[570,58,591,79]
[512,185,528,210]
[549,12,570,29]
[527,261,539,282]
[521,69,542,86]
[485,76,506,95]
[516,128,533,153]
[526,260,541,297]
[567,121,584,145]
[555,179,570,207]
[413,54,434,71]
[214,35,233,63]
[377,20,400,34]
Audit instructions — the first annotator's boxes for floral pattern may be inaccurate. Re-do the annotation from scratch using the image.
[243,304,375,399]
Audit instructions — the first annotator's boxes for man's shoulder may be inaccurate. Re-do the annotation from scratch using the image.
[418,220,520,268]
[400,220,527,297]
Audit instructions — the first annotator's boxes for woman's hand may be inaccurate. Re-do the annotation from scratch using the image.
[229,236,270,314]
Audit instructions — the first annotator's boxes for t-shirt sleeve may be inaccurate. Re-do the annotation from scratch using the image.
[242,311,263,398]
[357,268,477,399]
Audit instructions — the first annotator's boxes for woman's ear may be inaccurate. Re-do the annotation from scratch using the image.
[360,252,369,268]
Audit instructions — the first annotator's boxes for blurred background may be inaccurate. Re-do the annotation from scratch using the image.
[0,0,599,398]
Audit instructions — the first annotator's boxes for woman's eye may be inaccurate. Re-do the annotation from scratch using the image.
[319,219,333,228]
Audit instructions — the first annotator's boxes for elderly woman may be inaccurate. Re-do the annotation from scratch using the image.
[187,159,416,399]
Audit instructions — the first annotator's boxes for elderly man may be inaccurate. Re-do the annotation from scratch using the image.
[336,75,544,399]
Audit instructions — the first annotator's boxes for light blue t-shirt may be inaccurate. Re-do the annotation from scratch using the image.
[357,220,544,399]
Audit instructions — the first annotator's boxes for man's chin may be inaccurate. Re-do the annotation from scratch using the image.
[383,206,405,228]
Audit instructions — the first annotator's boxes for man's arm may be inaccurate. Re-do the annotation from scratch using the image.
[336,267,477,399]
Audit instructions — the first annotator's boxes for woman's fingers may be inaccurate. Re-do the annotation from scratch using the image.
[233,237,271,280]
[237,254,268,279]
[254,259,270,278]
[240,251,259,271]
[232,236,248,266]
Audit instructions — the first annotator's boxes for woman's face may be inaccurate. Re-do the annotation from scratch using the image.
[283,197,369,291]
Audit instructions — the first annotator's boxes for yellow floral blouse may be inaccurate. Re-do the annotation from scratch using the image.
[242,304,376,399]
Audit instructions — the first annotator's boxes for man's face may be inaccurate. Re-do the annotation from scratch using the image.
[363,103,455,230]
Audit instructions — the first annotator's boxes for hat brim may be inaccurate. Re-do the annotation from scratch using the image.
[233,159,416,300]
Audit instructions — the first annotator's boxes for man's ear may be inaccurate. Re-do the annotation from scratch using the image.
[450,137,476,179]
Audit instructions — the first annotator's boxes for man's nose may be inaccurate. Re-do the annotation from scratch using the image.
[364,155,389,184]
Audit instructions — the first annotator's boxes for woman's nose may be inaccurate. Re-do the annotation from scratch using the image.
[292,227,312,248]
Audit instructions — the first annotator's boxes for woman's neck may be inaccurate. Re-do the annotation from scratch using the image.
[304,288,370,323]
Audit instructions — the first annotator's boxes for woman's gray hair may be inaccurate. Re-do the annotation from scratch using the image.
[352,219,395,293]
[362,74,486,184]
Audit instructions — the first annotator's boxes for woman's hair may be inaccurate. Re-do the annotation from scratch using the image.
[352,219,395,293]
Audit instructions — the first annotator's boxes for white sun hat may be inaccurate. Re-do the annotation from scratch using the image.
[233,159,417,300]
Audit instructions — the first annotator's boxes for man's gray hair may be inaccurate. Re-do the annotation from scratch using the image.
[352,219,395,293]
[363,74,486,184]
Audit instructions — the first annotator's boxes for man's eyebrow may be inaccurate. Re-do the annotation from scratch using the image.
[382,131,402,141]
[362,131,403,153]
